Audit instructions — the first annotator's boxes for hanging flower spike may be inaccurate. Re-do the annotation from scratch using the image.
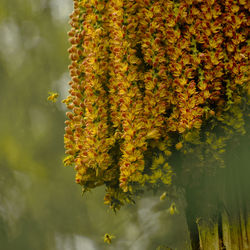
[64,0,249,210]
[107,0,147,193]
[66,0,115,188]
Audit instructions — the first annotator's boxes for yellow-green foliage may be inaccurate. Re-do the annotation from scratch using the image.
[64,0,249,210]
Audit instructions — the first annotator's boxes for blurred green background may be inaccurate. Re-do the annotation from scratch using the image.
[0,1,190,249]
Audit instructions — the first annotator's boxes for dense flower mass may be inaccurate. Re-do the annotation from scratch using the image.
[64,0,249,210]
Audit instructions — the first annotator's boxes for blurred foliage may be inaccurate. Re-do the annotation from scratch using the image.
[0,0,190,249]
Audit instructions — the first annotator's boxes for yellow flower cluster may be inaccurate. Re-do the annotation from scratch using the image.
[64,0,249,209]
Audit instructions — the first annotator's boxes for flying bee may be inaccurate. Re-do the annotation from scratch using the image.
[47,92,59,102]
[160,191,167,201]
[168,202,179,215]
[103,233,115,244]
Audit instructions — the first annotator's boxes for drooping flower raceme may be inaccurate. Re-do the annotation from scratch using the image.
[64,0,249,210]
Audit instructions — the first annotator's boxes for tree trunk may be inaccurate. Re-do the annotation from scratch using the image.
[186,188,250,250]
[185,132,250,250]
[195,209,250,250]
[196,218,220,250]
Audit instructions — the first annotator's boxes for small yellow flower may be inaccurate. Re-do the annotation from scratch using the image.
[153,154,165,166]
[61,95,72,105]
[175,142,183,150]
[231,5,239,13]
[63,155,74,167]
[146,129,160,139]
[47,92,59,102]
[103,234,115,244]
